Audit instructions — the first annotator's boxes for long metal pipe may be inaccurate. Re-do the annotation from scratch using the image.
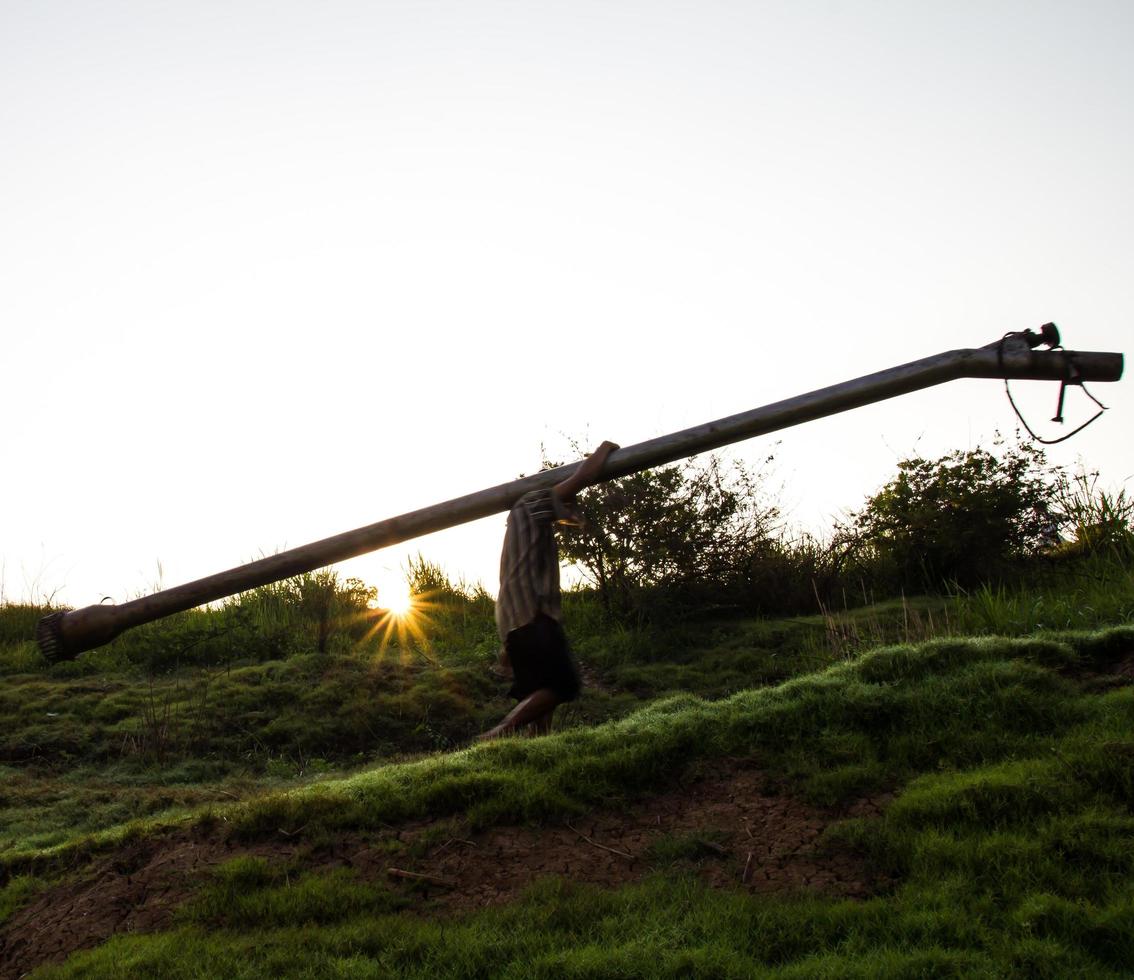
[36,333,1124,660]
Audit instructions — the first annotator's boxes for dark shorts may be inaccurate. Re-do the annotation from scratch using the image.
[505,614,581,703]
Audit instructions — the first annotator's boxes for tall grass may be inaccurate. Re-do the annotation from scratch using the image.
[1056,471,1134,563]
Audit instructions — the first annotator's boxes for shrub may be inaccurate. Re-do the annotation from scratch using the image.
[846,440,1062,592]
[551,451,779,620]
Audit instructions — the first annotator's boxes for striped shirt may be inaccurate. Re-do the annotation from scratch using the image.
[496,489,563,641]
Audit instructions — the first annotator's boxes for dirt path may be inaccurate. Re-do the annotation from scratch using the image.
[382,761,893,911]
[0,758,893,978]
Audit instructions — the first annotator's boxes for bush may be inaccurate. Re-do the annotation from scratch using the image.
[846,440,1062,592]
[551,452,779,620]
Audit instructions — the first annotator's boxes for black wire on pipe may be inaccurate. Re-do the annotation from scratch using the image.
[998,333,1108,445]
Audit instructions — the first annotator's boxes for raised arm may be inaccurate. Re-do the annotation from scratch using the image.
[552,440,620,501]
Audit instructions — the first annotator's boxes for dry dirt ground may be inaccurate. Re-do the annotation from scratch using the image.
[0,758,894,978]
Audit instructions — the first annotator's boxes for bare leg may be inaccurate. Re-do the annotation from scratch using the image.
[526,705,556,736]
[478,688,559,741]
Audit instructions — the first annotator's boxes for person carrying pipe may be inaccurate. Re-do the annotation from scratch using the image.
[477,440,620,740]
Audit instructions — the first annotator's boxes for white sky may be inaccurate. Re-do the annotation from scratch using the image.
[2,0,1131,608]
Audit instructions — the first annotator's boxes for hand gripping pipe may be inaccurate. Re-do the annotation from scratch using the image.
[36,326,1123,660]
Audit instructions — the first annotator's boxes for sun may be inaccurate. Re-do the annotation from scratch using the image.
[362,571,439,662]
[380,581,415,617]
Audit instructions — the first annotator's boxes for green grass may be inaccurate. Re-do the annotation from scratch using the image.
[958,571,1134,635]
[0,651,506,854]
[0,593,864,858]
[36,855,1134,978]
[0,762,258,852]
[576,614,841,698]
[30,624,1134,977]
[0,874,44,926]
[180,856,410,928]
[6,626,1129,872]
[4,573,1133,976]
[0,653,499,767]
[645,829,732,866]
[223,628,1124,840]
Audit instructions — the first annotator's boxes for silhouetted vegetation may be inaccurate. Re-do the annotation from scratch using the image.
[555,437,1130,622]
[548,451,779,620]
[845,440,1060,591]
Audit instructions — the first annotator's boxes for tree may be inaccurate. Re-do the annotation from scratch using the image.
[547,450,778,618]
[848,440,1061,590]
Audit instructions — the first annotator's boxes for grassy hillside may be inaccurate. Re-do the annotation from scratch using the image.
[1,515,1132,977]
[3,576,1123,858]
[2,616,1132,977]
[6,444,1132,975]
